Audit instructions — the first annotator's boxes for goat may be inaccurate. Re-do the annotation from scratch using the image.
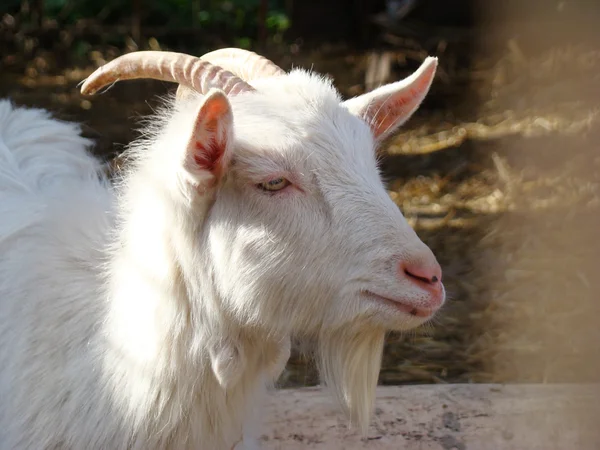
[0,48,445,449]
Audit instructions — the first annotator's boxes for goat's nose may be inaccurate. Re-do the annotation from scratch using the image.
[399,257,442,286]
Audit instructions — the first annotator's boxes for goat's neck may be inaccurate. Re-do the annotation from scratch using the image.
[105,168,202,376]
[102,163,283,446]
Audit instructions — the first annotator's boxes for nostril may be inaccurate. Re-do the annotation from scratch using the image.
[404,268,437,285]
[401,260,442,285]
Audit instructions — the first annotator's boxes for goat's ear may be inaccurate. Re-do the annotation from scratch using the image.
[343,56,437,142]
[209,338,246,389]
[183,88,233,188]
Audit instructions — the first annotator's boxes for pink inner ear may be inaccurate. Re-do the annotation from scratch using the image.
[193,137,225,176]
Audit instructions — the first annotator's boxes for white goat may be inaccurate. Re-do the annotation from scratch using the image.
[0,48,445,449]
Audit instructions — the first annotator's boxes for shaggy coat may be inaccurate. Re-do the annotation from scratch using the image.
[0,61,443,449]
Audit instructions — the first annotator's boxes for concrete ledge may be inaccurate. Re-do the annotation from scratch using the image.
[263,384,600,449]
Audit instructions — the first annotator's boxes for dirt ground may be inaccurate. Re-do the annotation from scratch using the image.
[262,384,600,449]
[1,7,599,388]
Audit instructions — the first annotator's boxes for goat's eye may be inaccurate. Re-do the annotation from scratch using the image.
[257,177,291,192]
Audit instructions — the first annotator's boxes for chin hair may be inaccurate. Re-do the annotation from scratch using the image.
[316,324,386,435]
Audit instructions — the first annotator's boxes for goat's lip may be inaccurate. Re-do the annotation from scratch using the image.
[361,290,437,318]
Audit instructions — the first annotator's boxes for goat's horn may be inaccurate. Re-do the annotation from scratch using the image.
[80,51,255,96]
[176,48,284,102]
[200,48,285,81]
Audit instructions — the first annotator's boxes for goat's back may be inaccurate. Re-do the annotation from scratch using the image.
[0,100,103,192]
[0,100,117,448]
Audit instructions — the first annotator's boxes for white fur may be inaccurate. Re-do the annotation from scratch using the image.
[0,61,443,449]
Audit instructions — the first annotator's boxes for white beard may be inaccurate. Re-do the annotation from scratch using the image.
[317,326,386,434]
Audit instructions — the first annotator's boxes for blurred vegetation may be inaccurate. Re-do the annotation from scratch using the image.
[3,0,291,54]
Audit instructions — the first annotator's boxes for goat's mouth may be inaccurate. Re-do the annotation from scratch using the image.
[361,290,437,318]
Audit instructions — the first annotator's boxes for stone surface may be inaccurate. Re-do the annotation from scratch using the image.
[262,384,600,449]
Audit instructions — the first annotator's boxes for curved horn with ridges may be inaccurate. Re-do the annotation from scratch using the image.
[200,48,285,81]
[80,51,255,96]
